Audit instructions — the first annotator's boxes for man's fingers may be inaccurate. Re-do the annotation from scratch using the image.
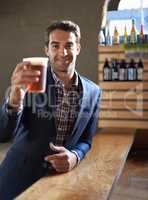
[14,61,31,74]
[12,69,40,87]
[12,76,39,85]
[12,69,40,81]
[44,143,72,173]
[49,160,69,172]
[44,152,67,161]
[49,143,66,153]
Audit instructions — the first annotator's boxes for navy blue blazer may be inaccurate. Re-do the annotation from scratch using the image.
[0,68,101,164]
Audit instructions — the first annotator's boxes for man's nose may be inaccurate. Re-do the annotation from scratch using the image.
[58,48,68,56]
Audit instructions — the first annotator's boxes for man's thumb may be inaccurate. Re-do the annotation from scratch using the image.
[49,142,65,152]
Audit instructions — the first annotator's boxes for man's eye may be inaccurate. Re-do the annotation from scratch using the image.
[66,44,73,49]
[52,44,59,49]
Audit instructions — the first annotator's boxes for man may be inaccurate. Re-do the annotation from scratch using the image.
[0,20,101,199]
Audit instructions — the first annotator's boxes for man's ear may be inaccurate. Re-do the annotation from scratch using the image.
[44,46,49,56]
[77,43,81,55]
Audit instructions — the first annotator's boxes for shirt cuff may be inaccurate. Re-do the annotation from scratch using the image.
[71,150,81,165]
[5,97,23,116]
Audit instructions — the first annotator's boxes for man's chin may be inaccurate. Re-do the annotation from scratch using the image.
[56,65,69,72]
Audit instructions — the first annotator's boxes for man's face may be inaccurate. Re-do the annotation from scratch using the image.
[45,29,81,75]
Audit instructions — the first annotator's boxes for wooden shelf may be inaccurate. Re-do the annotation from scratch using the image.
[98,45,148,129]
[99,72,148,81]
[102,90,148,100]
[98,45,124,53]
[100,100,148,110]
[99,82,146,90]
[100,110,148,120]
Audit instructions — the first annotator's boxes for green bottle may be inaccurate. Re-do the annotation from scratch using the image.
[130,19,137,44]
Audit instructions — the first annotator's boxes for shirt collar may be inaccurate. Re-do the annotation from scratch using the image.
[50,67,78,87]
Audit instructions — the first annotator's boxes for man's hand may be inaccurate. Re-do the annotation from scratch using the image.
[9,61,40,107]
[44,143,78,173]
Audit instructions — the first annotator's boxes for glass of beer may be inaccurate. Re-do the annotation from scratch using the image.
[23,57,48,93]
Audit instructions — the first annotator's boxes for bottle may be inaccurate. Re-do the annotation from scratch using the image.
[105,21,112,46]
[130,19,137,44]
[103,58,111,81]
[119,59,128,81]
[98,29,105,46]
[106,30,111,46]
[127,59,137,81]
[111,59,119,81]
[123,26,128,44]
[113,26,119,45]
[139,24,144,44]
[137,59,144,81]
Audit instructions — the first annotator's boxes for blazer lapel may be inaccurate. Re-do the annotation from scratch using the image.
[65,76,91,146]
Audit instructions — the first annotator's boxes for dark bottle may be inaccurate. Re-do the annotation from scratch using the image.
[127,59,137,81]
[119,59,128,81]
[103,58,111,81]
[139,24,145,44]
[137,59,144,81]
[111,59,119,81]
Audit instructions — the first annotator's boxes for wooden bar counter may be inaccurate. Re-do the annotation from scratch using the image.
[16,128,135,200]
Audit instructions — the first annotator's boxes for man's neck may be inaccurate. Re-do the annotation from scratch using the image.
[53,69,75,89]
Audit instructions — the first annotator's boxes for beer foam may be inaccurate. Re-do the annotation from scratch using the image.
[23,57,48,66]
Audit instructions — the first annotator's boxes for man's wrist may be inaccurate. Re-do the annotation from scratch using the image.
[71,150,81,165]
[5,98,23,115]
[7,103,22,112]
[5,87,24,114]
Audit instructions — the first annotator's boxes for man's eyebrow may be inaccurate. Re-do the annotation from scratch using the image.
[50,41,59,45]
[66,42,73,44]
[50,41,74,45]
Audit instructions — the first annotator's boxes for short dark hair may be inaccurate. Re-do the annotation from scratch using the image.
[45,20,81,46]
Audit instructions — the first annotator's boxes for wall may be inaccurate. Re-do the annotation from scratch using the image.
[0,0,105,104]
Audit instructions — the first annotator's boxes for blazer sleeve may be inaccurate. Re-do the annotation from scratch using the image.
[0,101,22,142]
[70,89,101,161]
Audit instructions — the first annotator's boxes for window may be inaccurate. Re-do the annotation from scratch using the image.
[118,0,148,10]
[107,0,148,35]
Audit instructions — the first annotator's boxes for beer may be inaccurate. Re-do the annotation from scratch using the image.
[23,57,48,93]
